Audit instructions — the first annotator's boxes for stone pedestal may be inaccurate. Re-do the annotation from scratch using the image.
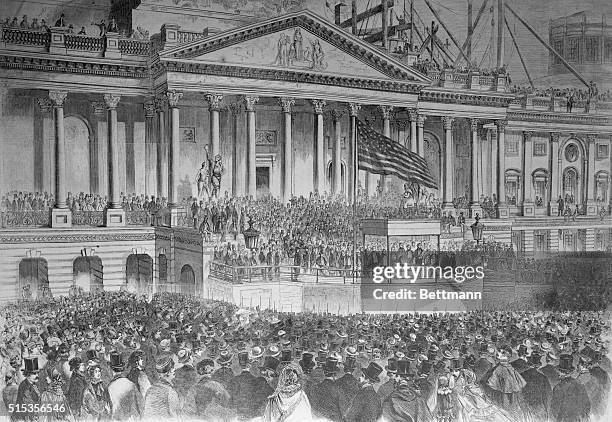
[522,202,535,216]
[49,27,69,54]
[105,208,126,227]
[50,208,72,228]
[169,208,184,227]
[104,32,121,58]
[469,204,482,218]
[497,204,510,219]
[585,201,598,216]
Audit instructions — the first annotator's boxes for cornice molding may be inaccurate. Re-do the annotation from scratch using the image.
[507,110,612,126]
[0,232,155,244]
[419,89,513,108]
[0,54,148,78]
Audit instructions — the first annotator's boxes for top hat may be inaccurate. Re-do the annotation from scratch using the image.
[109,352,126,372]
[558,354,574,373]
[281,349,292,363]
[361,362,383,383]
[299,352,315,374]
[23,357,39,375]
[385,357,398,373]
[419,361,432,378]
[397,359,411,377]
[238,351,249,368]
[529,351,543,366]
[323,357,339,375]
[260,356,280,374]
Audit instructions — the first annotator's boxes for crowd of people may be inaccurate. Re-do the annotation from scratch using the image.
[0,290,609,422]
[509,82,611,113]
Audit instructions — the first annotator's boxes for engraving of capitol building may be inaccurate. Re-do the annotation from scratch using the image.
[0,0,610,305]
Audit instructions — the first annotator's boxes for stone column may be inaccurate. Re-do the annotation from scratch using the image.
[378,106,393,194]
[408,109,418,154]
[49,90,72,227]
[496,120,509,218]
[229,103,242,196]
[331,109,344,196]
[490,128,498,202]
[311,100,326,195]
[244,95,259,198]
[586,134,598,216]
[469,119,482,217]
[548,132,560,216]
[205,93,223,157]
[166,91,183,226]
[442,116,455,213]
[522,131,535,216]
[144,100,157,197]
[155,95,168,201]
[348,102,361,203]
[279,97,295,202]
[90,101,106,196]
[104,93,126,226]
[417,114,427,157]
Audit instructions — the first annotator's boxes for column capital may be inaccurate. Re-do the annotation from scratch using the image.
[550,132,561,143]
[396,119,409,129]
[49,90,68,108]
[103,94,121,110]
[243,95,260,111]
[278,97,295,113]
[228,103,242,115]
[310,99,327,114]
[205,93,224,111]
[165,91,183,108]
[495,119,508,132]
[348,102,362,117]
[417,115,427,128]
[36,98,53,113]
[143,100,156,118]
[377,105,393,119]
[470,118,480,132]
[330,109,345,121]
[586,133,597,143]
[90,101,105,116]
[154,95,168,111]
[408,108,419,121]
[442,116,454,130]
[523,131,534,142]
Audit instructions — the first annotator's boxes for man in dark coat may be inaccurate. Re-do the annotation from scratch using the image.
[67,357,88,416]
[377,356,398,404]
[576,355,606,418]
[383,359,433,422]
[540,352,562,390]
[15,357,40,421]
[336,350,360,411]
[309,357,343,421]
[520,351,552,421]
[227,351,272,419]
[510,344,531,374]
[344,362,383,422]
[551,354,591,422]
[174,349,198,399]
[193,359,234,420]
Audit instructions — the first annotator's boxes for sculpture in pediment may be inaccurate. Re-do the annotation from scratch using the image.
[274,28,327,71]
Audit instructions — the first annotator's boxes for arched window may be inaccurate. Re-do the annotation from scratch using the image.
[326,161,346,194]
[562,167,579,204]
[532,169,549,207]
[126,254,153,296]
[505,169,521,205]
[73,256,103,293]
[19,258,49,300]
[180,265,196,296]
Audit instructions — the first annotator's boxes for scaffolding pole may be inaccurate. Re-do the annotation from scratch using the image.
[423,0,472,67]
[504,16,534,89]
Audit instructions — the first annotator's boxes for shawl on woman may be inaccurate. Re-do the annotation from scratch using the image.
[263,363,312,422]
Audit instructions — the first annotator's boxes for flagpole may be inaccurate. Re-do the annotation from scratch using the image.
[350,106,360,287]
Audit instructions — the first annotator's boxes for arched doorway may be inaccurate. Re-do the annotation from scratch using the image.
[179,264,196,295]
[126,254,153,296]
[19,258,49,300]
[64,115,91,195]
[562,167,580,205]
[73,256,103,293]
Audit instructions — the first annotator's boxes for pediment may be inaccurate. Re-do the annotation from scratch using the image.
[161,10,429,84]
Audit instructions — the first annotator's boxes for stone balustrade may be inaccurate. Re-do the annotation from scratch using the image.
[510,94,612,113]
[425,68,508,92]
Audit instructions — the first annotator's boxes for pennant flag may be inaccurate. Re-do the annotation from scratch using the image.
[356,119,438,189]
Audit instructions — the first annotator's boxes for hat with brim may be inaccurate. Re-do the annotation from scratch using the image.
[155,356,174,374]
[22,357,39,375]
[361,362,383,383]
[558,354,575,373]
[249,346,264,361]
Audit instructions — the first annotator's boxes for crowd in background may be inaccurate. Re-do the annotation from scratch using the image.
[0,291,609,421]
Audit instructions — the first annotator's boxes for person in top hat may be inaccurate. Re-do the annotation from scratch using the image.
[212,351,235,388]
[190,358,229,419]
[540,351,562,390]
[576,354,606,418]
[474,343,495,383]
[227,350,272,419]
[510,344,531,374]
[336,347,360,412]
[39,368,72,422]
[143,356,181,420]
[383,358,433,422]
[15,357,40,421]
[519,351,552,422]
[105,351,143,420]
[174,348,197,399]
[259,356,281,391]
[127,350,151,397]
[377,355,399,404]
[343,362,383,422]
[67,356,88,415]
[551,354,591,422]
[309,356,343,421]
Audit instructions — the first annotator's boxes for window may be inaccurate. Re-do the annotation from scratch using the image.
[606,39,612,62]
[597,143,609,160]
[566,38,579,62]
[533,141,547,156]
[563,168,578,204]
[585,37,600,62]
[595,172,609,203]
[553,41,564,64]
[505,170,521,205]
[505,140,519,157]
[595,230,605,251]
[534,230,548,254]
[532,169,549,207]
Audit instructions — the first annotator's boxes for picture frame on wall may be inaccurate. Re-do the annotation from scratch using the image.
[181,127,196,143]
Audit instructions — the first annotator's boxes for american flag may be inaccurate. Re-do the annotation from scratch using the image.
[357,119,438,189]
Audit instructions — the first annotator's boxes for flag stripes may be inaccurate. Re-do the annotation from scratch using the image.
[356,119,438,189]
